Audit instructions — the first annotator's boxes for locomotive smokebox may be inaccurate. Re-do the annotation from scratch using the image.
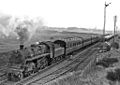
[20,44,24,50]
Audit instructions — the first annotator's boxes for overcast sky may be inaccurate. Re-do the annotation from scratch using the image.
[0,0,120,31]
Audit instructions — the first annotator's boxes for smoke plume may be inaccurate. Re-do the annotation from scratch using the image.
[0,15,44,44]
[15,25,30,44]
[14,17,44,44]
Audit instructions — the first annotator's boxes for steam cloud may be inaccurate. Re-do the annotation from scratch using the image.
[0,15,44,44]
[15,25,30,44]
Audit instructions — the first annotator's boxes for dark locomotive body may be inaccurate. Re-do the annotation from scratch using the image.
[7,34,115,81]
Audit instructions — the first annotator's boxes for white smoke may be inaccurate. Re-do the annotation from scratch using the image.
[0,15,44,44]
[13,16,44,44]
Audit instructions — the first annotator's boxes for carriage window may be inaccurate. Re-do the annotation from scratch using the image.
[75,43,77,45]
[75,43,77,46]
[76,42,78,45]
[73,43,76,46]
[73,43,74,46]
[67,44,70,48]
[69,44,71,47]
[77,42,78,45]
[73,43,75,46]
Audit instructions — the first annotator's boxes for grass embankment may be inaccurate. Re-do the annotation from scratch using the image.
[46,48,120,85]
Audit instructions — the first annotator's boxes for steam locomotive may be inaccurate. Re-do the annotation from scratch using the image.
[7,34,115,81]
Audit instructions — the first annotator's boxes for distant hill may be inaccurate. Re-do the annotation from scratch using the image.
[67,27,88,31]
[36,26,113,34]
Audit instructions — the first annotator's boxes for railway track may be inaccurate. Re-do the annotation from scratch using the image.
[0,41,100,85]
[26,44,98,85]
[31,37,118,85]
[13,42,100,85]
[0,76,7,84]
[0,66,8,84]
[22,36,118,85]
[28,37,118,85]
[0,73,7,84]
[1,36,117,85]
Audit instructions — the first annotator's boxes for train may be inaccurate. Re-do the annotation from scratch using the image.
[99,34,118,52]
[7,34,116,81]
[104,34,118,41]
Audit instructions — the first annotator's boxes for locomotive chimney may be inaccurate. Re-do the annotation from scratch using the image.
[20,44,24,50]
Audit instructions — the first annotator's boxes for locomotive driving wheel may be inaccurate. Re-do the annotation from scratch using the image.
[8,72,23,81]
[17,73,23,80]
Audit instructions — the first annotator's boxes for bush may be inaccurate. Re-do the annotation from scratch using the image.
[115,68,120,80]
[106,68,120,82]
[96,61,109,67]
[96,58,118,68]
[111,42,119,49]
[99,42,111,52]
[102,58,118,64]
[106,71,117,81]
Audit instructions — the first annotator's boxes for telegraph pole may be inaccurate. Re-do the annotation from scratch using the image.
[103,2,106,42]
[103,2,111,43]
[113,15,117,42]
[116,26,118,34]
[102,2,111,53]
